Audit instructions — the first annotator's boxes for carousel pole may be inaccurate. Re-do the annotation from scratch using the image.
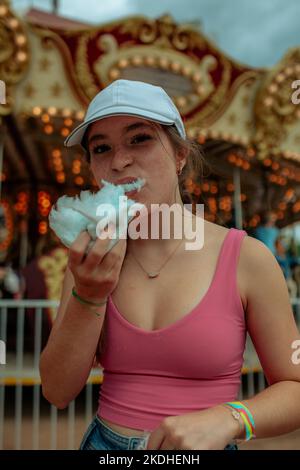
[233,167,243,229]
[19,219,28,269]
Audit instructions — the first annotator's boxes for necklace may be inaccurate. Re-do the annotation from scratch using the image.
[128,238,185,279]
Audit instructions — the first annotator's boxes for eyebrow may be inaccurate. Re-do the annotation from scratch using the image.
[87,122,155,146]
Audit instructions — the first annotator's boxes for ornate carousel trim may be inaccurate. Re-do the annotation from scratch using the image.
[254,47,300,163]
[28,14,257,123]
[0,0,30,116]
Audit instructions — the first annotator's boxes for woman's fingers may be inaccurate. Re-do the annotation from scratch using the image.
[68,231,93,267]
[99,235,127,275]
[67,227,128,301]
[81,226,116,271]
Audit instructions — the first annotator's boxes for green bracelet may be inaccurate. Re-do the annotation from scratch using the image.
[72,287,108,307]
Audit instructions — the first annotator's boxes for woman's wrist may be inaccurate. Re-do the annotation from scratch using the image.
[214,404,244,445]
[220,404,245,440]
[73,286,108,305]
[71,287,108,317]
[226,401,256,442]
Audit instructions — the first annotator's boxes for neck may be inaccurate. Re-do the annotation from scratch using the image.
[126,207,199,255]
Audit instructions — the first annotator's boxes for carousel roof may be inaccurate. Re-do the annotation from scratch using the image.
[1,1,300,236]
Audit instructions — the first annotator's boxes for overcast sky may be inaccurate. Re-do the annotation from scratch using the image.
[12,0,300,68]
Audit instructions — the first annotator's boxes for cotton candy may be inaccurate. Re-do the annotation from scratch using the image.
[49,178,146,252]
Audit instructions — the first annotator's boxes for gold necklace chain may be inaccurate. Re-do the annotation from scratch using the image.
[128,237,185,279]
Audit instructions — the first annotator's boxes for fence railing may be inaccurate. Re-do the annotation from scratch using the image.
[0,298,300,449]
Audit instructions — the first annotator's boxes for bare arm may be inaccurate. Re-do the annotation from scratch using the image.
[235,235,300,440]
[145,235,300,450]
[39,229,127,409]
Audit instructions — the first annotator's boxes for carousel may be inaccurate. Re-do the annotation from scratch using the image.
[1,1,300,310]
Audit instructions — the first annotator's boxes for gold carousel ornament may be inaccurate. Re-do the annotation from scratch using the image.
[0,0,30,117]
[254,47,300,164]
[55,13,235,125]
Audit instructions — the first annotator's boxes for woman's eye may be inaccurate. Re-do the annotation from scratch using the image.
[90,134,152,155]
[130,133,152,144]
[91,144,110,154]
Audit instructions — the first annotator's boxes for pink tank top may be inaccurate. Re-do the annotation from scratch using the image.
[97,227,248,431]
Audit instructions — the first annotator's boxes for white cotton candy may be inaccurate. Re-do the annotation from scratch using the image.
[49,178,146,252]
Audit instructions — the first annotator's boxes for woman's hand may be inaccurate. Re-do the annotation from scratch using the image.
[146,405,240,450]
[68,224,127,303]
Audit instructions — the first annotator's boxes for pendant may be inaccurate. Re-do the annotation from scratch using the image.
[148,272,159,279]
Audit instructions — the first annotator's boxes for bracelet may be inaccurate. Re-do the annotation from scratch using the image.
[72,288,107,317]
[222,404,244,440]
[224,401,256,442]
[77,304,102,317]
[72,287,108,317]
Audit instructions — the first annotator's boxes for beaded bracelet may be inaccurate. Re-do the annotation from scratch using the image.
[224,401,256,441]
[222,404,244,438]
[72,287,108,317]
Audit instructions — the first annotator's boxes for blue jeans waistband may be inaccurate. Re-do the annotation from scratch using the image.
[79,414,239,450]
[95,415,149,449]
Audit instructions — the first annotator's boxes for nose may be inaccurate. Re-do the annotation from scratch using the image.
[110,145,134,171]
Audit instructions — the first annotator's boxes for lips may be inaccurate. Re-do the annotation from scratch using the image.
[125,188,138,195]
[115,177,138,185]
[113,176,146,195]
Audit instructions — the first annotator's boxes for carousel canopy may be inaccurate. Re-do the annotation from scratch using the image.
[1,1,300,263]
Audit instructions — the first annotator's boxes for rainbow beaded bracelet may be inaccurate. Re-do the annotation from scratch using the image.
[224,401,256,441]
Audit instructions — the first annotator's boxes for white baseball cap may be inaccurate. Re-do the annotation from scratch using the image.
[64,79,186,148]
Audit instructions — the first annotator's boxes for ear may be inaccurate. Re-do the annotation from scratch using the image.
[176,147,188,171]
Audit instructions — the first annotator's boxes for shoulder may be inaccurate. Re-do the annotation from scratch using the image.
[237,234,300,385]
[192,222,285,315]
[238,233,288,312]
[202,220,269,261]
[239,232,279,273]
[204,226,279,312]
[202,219,230,245]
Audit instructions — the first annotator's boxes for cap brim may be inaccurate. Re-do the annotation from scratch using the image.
[64,108,175,147]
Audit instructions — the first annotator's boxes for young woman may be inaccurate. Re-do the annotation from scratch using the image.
[40,80,300,451]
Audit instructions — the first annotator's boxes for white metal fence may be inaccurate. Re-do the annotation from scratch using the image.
[0,298,299,449]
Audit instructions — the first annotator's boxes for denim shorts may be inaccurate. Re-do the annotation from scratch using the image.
[79,414,239,450]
